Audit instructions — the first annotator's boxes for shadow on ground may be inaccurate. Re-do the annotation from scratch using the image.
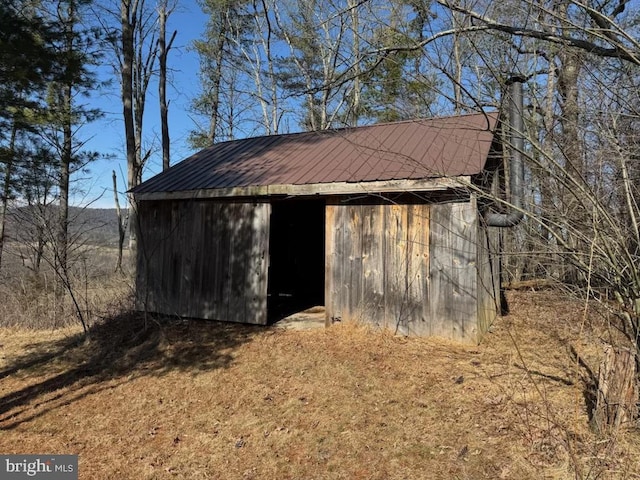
[0,311,262,428]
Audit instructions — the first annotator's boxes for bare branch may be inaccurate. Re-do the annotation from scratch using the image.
[436,0,640,65]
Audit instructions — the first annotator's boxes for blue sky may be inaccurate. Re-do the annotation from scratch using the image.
[77,0,206,208]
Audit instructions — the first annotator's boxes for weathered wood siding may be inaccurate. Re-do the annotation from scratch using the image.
[136,199,270,324]
[326,200,431,336]
[474,162,504,340]
[429,201,479,342]
[137,193,497,341]
[476,212,500,341]
[327,198,486,342]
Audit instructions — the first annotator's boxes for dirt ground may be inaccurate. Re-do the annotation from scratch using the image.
[1,291,639,479]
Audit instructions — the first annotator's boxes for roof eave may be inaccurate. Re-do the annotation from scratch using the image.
[133,176,472,201]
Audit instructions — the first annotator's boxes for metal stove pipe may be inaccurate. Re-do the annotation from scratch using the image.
[485,76,525,227]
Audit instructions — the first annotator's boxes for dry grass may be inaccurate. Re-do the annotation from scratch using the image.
[1,291,639,479]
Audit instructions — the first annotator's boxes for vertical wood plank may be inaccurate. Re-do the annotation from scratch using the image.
[199,201,215,319]
[185,201,200,318]
[384,204,407,333]
[227,202,247,323]
[151,201,167,312]
[325,201,338,325]
[429,203,449,339]
[361,203,385,327]
[135,201,150,311]
[169,200,182,314]
[145,201,163,312]
[346,205,363,322]
[247,202,270,325]
[213,202,230,321]
[193,202,210,319]
[333,203,348,322]
[403,204,430,336]
[159,201,174,313]
[172,200,183,316]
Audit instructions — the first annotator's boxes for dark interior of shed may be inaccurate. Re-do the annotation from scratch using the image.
[267,198,325,322]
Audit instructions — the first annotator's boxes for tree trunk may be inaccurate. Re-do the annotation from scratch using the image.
[121,0,138,269]
[55,0,77,293]
[260,0,279,134]
[593,345,638,434]
[57,83,72,280]
[112,170,127,273]
[158,1,175,171]
[541,51,560,280]
[557,2,584,285]
[452,10,463,114]
[34,209,45,274]
[208,28,227,144]
[348,0,360,126]
[0,120,18,272]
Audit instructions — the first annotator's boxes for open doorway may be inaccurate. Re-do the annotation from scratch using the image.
[267,198,325,322]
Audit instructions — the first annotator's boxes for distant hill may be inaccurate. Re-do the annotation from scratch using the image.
[69,207,128,246]
[6,206,127,247]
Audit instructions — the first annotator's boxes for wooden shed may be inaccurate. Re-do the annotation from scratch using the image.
[132,112,506,343]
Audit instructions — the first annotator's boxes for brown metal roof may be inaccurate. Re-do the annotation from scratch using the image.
[132,112,499,196]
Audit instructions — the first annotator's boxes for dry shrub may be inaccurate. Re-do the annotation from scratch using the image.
[0,243,132,329]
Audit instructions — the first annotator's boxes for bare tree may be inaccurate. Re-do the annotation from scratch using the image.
[274,0,354,130]
[190,0,250,146]
[158,0,176,171]
[112,170,128,273]
[103,0,160,268]
[241,0,282,135]
[435,0,640,65]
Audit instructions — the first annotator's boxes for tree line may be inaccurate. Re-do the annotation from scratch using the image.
[189,0,438,146]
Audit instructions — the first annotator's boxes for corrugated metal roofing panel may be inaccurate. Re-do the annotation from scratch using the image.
[132,112,499,195]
